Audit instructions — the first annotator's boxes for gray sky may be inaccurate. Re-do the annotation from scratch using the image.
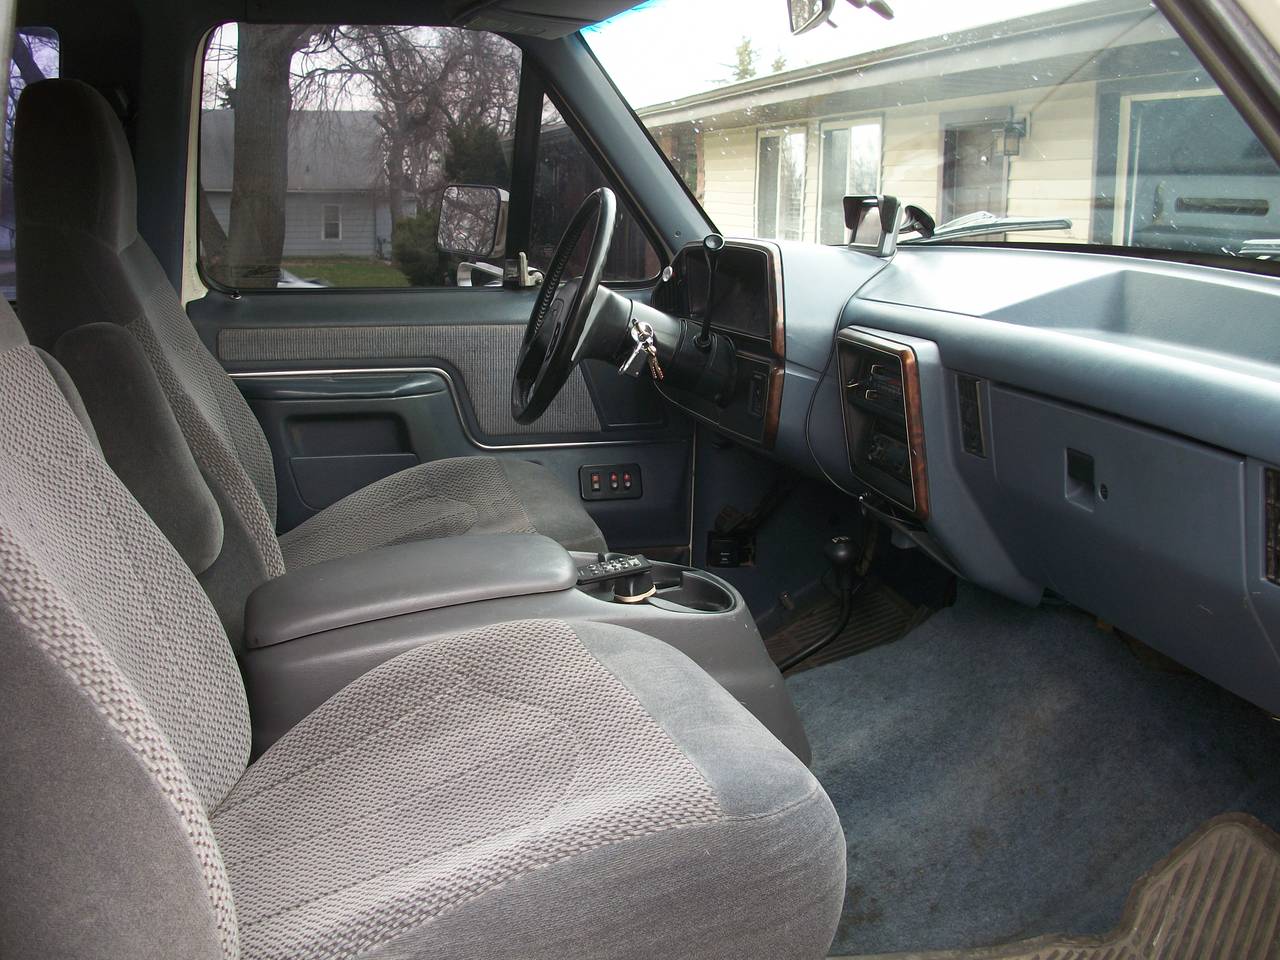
[584,0,1096,108]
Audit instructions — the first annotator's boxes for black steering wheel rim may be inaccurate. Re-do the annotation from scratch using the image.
[511,187,616,425]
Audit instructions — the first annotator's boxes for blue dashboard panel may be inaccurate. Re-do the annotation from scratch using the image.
[761,242,1280,714]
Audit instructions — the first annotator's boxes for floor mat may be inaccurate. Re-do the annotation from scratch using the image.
[836,814,1280,960]
[788,585,1280,957]
[763,578,931,672]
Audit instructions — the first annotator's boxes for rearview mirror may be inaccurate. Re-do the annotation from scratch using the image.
[789,0,833,34]
[437,184,509,260]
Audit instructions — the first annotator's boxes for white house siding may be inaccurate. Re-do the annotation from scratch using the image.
[881,111,944,217]
[283,192,378,257]
[699,80,1101,245]
[204,190,381,258]
[700,126,759,237]
[1005,83,1098,243]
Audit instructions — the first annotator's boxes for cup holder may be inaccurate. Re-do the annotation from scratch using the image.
[647,566,735,614]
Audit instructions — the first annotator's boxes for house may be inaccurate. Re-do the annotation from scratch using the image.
[200,109,406,259]
[640,0,1280,253]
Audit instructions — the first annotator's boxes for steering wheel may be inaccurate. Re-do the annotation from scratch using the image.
[511,187,616,424]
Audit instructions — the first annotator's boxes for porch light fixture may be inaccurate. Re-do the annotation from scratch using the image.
[995,119,1027,157]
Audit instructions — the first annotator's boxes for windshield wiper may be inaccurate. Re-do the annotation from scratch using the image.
[902,210,1073,244]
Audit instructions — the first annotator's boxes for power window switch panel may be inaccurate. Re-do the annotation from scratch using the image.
[580,463,642,501]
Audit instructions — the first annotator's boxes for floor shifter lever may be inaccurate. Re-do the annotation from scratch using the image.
[695,232,724,349]
[777,536,862,672]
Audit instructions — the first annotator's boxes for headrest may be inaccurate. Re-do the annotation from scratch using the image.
[14,79,138,253]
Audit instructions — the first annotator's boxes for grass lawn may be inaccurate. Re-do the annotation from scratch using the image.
[281,257,410,288]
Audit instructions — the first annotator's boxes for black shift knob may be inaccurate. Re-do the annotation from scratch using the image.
[825,535,856,590]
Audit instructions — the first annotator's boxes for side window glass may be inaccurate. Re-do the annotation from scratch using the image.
[199,24,520,289]
[531,99,660,283]
[4,27,60,300]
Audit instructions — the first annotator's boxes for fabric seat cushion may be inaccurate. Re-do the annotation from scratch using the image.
[211,619,844,960]
[277,456,605,569]
[0,322,249,960]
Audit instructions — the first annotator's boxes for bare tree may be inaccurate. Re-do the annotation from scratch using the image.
[205,24,521,284]
[225,24,319,287]
[291,27,521,221]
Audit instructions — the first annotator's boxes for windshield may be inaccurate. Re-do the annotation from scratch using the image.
[585,0,1280,260]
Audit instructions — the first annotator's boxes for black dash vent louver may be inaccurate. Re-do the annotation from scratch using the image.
[1267,467,1280,586]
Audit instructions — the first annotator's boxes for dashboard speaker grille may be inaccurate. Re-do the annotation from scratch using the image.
[650,274,678,312]
[1267,467,1280,586]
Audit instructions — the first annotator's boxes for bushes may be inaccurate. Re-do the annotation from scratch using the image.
[391,210,444,286]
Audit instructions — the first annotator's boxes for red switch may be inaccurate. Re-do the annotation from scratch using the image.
[589,472,601,492]
[609,472,620,491]
[622,471,633,490]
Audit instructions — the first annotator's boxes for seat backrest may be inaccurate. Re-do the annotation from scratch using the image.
[0,302,247,959]
[13,79,288,640]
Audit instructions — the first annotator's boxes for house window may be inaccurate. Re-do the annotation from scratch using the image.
[322,204,342,241]
[756,129,806,241]
[1114,90,1276,254]
[819,119,882,245]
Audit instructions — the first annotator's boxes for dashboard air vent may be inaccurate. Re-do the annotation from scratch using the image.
[957,375,987,458]
[1267,467,1280,586]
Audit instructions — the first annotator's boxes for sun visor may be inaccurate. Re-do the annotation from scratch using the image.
[458,0,638,38]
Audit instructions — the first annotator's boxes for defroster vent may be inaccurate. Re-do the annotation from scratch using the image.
[957,375,987,458]
[1267,467,1280,586]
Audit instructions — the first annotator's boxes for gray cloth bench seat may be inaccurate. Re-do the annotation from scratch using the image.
[0,300,845,959]
[12,78,606,647]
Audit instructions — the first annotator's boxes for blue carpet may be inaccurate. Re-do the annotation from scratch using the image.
[787,584,1280,957]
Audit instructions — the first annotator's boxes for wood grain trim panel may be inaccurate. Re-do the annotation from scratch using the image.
[897,344,930,521]
[836,328,930,521]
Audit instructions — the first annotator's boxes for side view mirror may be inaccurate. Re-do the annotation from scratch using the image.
[789,0,833,34]
[437,184,509,260]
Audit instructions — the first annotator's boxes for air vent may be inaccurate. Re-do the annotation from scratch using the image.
[957,375,987,458]
[1267,467,1280,586]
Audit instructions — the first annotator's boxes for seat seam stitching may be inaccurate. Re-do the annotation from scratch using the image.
[232,726,580,926]
[223,721,578,873]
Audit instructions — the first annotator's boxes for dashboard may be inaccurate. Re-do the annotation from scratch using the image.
[650,240,784,447]
[654,237,1280,720]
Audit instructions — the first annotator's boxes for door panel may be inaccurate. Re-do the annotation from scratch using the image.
[219,322,603,437]
[189,287,691,551]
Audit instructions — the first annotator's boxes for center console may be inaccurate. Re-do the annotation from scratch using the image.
[241,534,809,762]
